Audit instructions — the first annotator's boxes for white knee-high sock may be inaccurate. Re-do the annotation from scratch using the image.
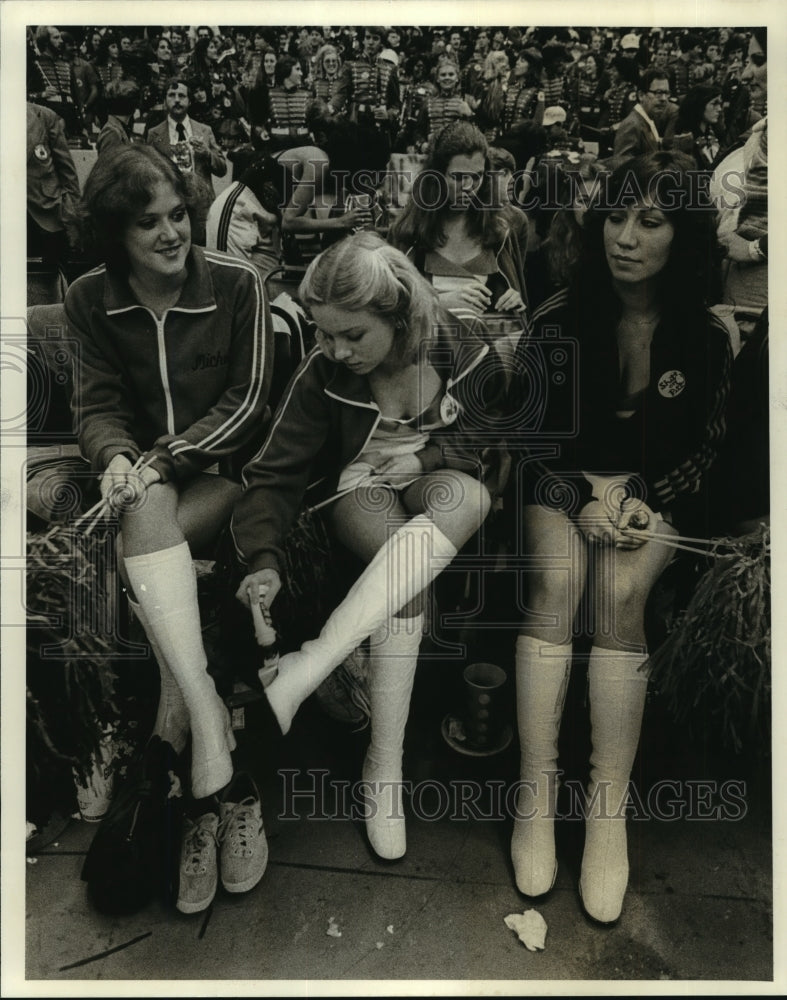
[123,542,235,799]
[266,515,456,733]
[510,634,572,895]
[362,614,423,860]
[128,595,189,754]
[580,646,649,923]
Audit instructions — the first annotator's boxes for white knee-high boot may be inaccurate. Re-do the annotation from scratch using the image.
[265,515,456,734]
[510,634,572,896]
[580,646,649,923]
[362,614,423,860]
[127,595,189,754]
[123,542,236,799]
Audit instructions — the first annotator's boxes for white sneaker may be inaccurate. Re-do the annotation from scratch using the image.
[218,772,268,894]
[176,811,219,914]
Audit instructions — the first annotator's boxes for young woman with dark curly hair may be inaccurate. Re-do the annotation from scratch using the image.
[508,151,732,924]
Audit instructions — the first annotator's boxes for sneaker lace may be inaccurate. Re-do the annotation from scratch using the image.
[182,817,217,873]
[218,796,259,856]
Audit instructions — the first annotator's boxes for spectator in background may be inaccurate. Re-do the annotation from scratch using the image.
[525,154,608,307]
[598,54,639,134]
[462,38,489,96]
[218,27,251,77]
[97,79,141,154]
[144,35,177,132]
[194,25,215,44]
[189,35,234,116]
[266,56,312,152]
[539,41,569,106]
[311,44,343,109]
[384,28,403,62]
[473,49,512,143]
[61,31,100,141]
[569,51,604,131]
[332,27,401,174]
[502,49,543,133]
[612,68,672,164]
[92,30,124,92]
[413,56,473,150]
[146,78,227,245]
[26,100,81,274]
[80,29,104,63]
[29,26,84,141]
[488,144,532,255]
[206,149,283,281]
[675,84,725,170]
[719,28,767,331]
[668,31,704,100]
[169,27,190,72]
[719,32,758,145]
[390,121,528,320]
[261,48,278,90]
[232,54,271,146]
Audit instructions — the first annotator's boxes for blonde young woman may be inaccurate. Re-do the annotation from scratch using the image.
[311,43,343,110]
[232,231,506,860]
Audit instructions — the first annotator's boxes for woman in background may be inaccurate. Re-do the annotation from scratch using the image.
[390,121,528,320]
[311,43,343,109]
[675,84,726,170]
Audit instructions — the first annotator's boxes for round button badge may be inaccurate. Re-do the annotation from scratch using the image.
[440,392,460,425]
[658,370,687,398]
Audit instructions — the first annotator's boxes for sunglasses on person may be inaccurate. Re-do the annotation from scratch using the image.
[747,51,766,67]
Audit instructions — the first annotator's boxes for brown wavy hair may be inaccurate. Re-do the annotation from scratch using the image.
[389,120,507,253]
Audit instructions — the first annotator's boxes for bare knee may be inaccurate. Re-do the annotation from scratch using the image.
[419,472,491,544]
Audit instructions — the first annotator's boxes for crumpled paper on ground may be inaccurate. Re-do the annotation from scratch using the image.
[504,909,548,951]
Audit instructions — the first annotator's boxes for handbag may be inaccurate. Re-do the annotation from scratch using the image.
[81,737,185,914]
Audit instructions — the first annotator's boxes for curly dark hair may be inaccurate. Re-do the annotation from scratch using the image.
[574,150,723,324]
[78,145,199,271]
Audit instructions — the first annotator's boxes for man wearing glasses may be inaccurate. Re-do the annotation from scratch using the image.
[612,68,673,164]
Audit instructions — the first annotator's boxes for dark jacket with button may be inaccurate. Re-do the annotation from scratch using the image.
[232,319,508,575]
[513,287,732,524]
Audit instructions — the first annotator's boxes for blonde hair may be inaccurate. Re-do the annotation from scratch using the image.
[314,43,342,80]
[299,232,445,367]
